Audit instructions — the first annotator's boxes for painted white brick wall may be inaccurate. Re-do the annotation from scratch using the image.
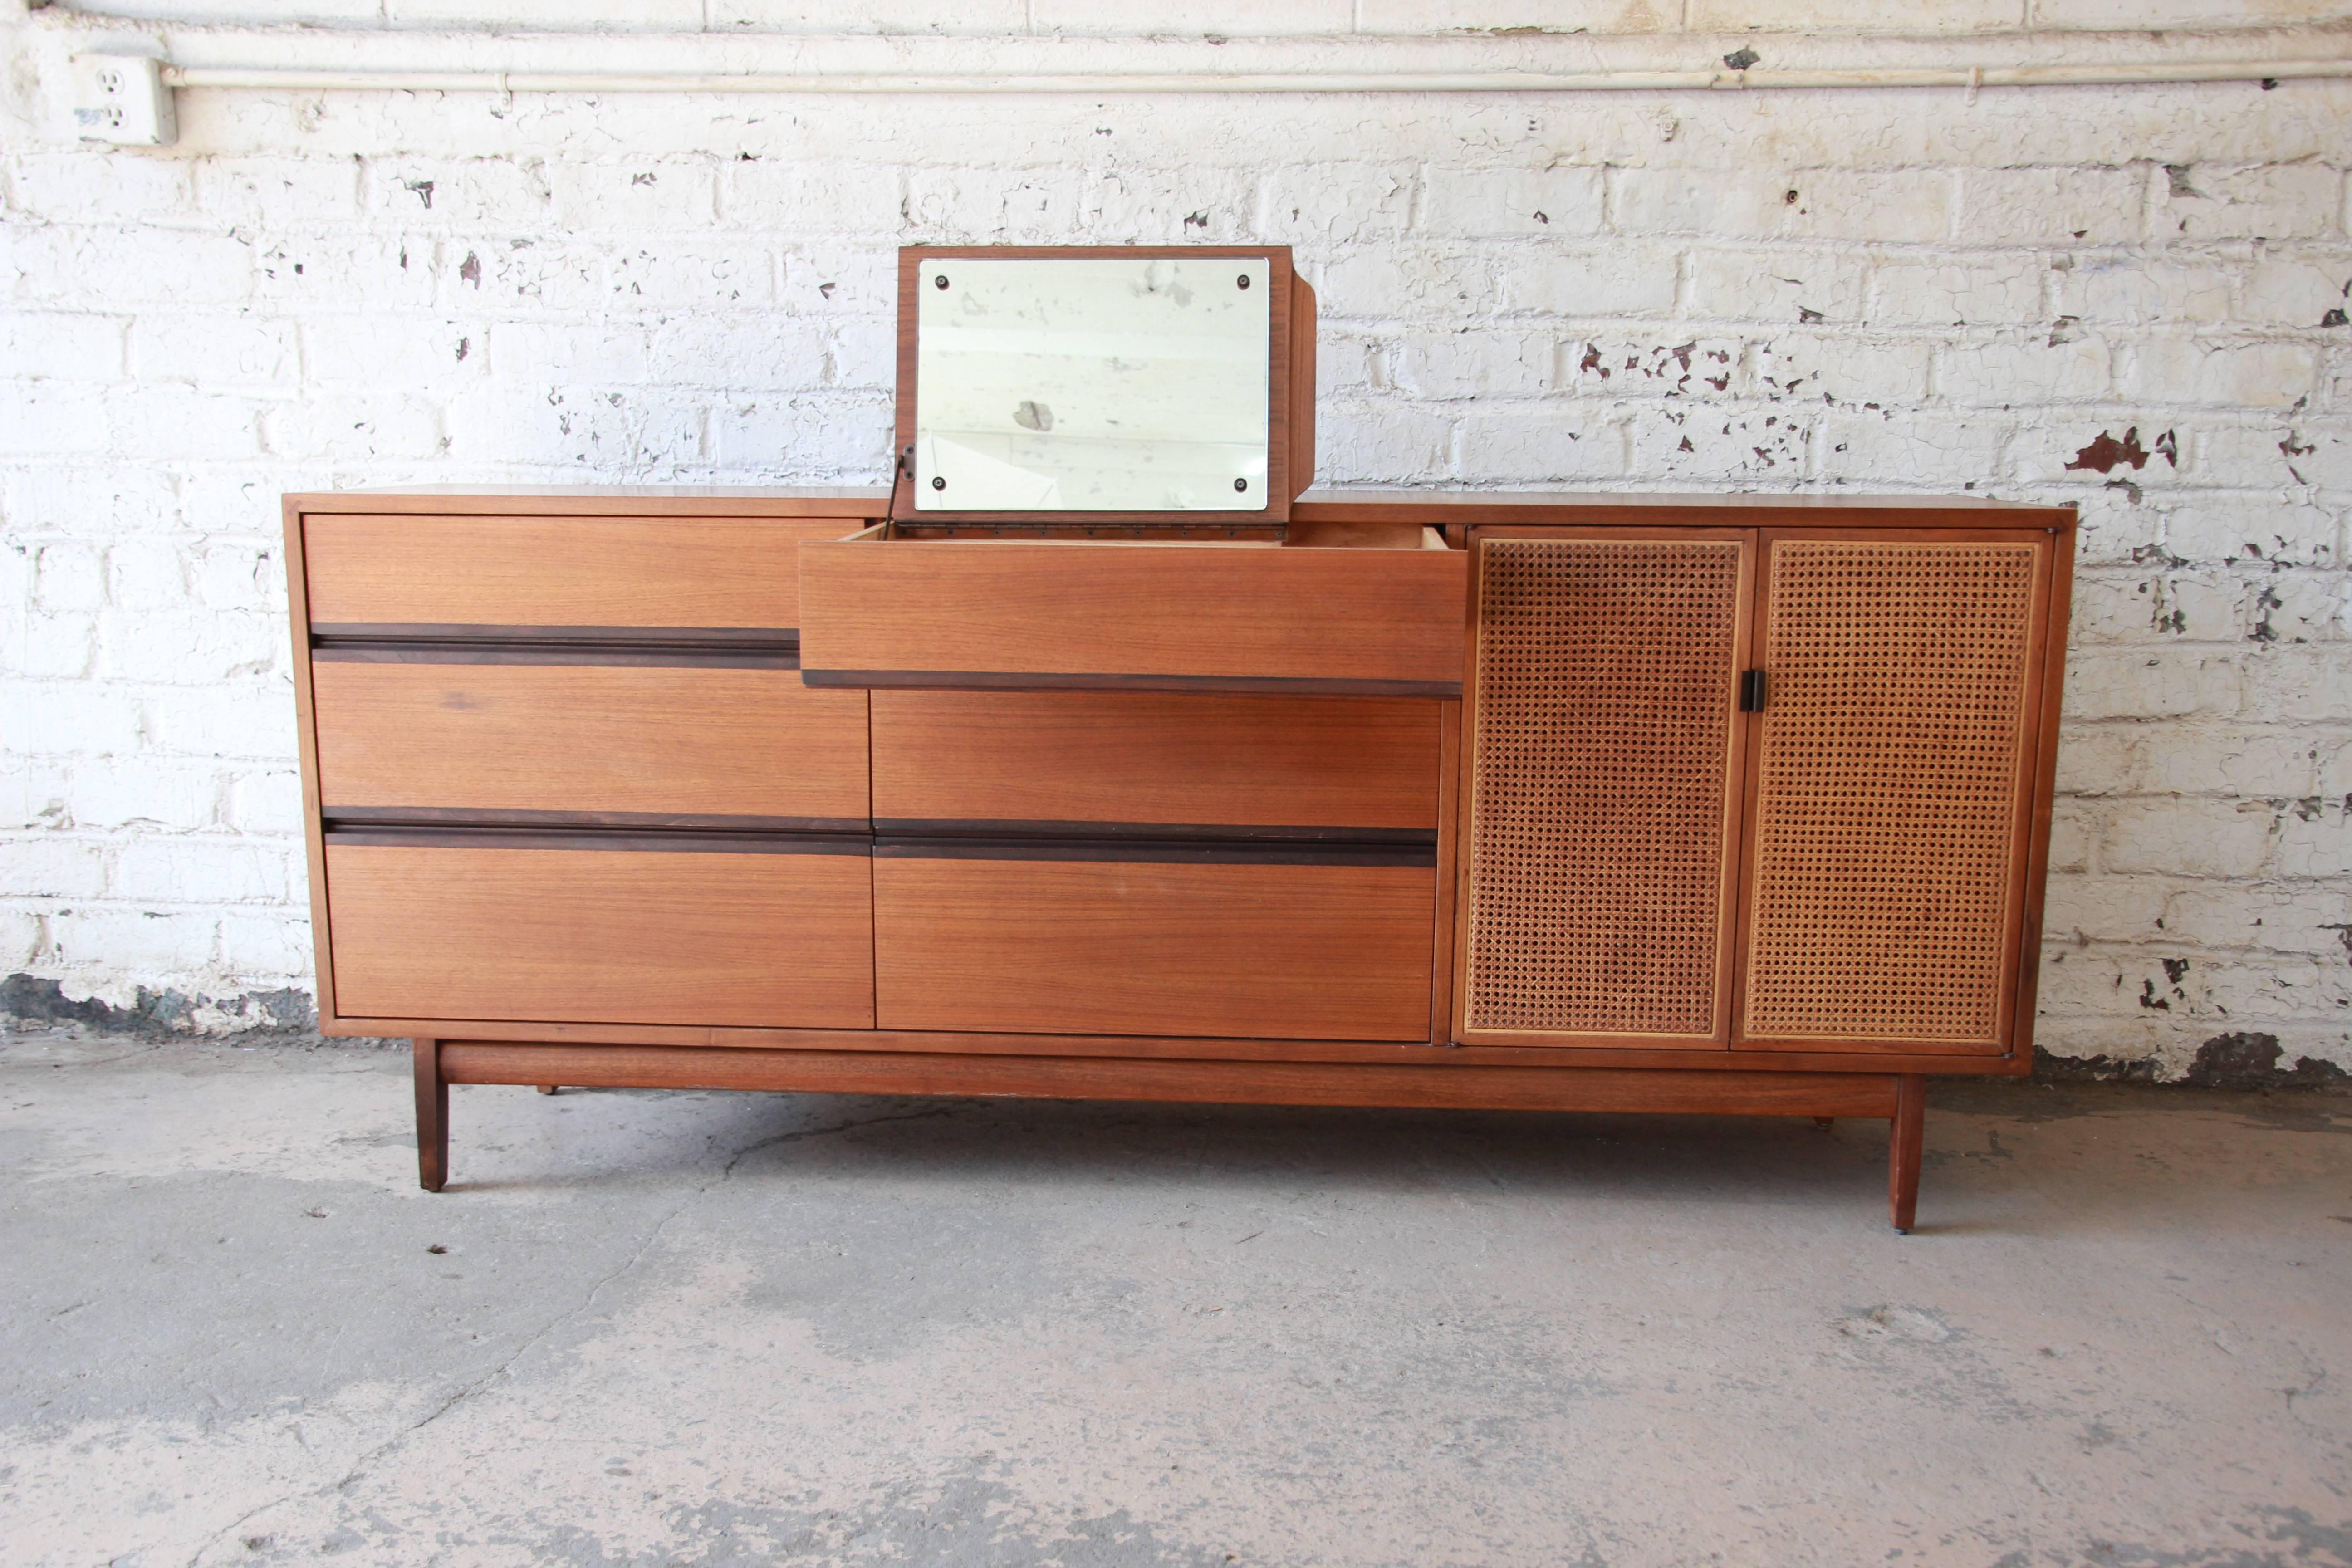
[3,4,2350,1075]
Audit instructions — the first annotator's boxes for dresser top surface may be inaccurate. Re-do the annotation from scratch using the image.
[1294,489,2074,524]
[286,485,892,518]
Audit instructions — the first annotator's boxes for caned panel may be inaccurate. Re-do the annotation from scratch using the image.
[1740,537,2044,1047]
[1464,535,1746,1041]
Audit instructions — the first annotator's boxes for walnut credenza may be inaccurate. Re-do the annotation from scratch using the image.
[284,487,2073,1229]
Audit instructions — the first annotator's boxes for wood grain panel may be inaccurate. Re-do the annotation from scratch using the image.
[441,1043,1901,1119]
[875,854,1433,1040]
[313,662,868,822]
[327,844,874,1028]
[871,690,1439,833]
[799,534,1466,691]
[303,514,864,630]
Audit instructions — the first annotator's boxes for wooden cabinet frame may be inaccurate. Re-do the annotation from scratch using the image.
[287,487,2074,1233]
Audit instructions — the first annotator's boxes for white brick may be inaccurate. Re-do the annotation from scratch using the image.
[1752,333,1931,404]
[1069,168,1259,244]
[647,317,832,393]
[148,683,300,763]
[263,393,447,463]
[98,610,284,686]
[707,393,892,475]
[1452,408,1627,483]
[1869,259,2047,327]
[9,227,254,309]
[1564,337,1742,400]
[490,320,652,385]
[105,537,189,611]
[1317,246,1498,318]
[228,769,304,836]
[365,159,554,229]
[0,384,108,456]
[1395,331,1556,399]
[1960,167,2147,246]
[547,159,720,232]
[4,683,145,755]
[19,613,94,681]
[1418,166,1605,240]
[64,760,224,833]
[0,838,111,901]
[5,154,191,224]
[2163,501,2338,568]
[299,316,485,387]
[103,386,264,461]
[111,838,296,906]
[2157,164,2347,243]
[2,314,128,381]
[2120,339,2318,410]
[1692,0,2020,26]
[1256,166,1417,243]
[722,160,904,235]
[2010,419,2183,489]
[1816,412,2008,486]
[903,169,1083,244]
[1627,408,1814,482]
[45,908,216,976]
[129,317,298,389]
[442,383,705,472]
[1937,338,2112,405]
[2243,647,2352,724]
[191,538,289,611]
[2061,259,2233,328]
[1494,247,1679,319]
[2280,421,2352,490]
[1688,250,1866,324]
[32,544,106,612]
[216,910,313,982]
[1612,168,1952,244]
[2062,648,2244,720]
[2042,874,2170,945]
[605,240,778,310]
[1316,401,1453,485]
[2134,726,2323,797]
[2196,423,2322,490]
[2240,259,2352,329]
[197,157,364,227]
[2099,799,2277,878]
[2163,884,2352,954]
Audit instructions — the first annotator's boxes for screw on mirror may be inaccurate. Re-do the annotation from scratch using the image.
[934,274,949,290]
[931,476,946,490]
[1236,274,1251,289]
[1234,478,1249,492]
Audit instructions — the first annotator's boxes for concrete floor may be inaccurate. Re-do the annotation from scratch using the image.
[1,1032,2347,1568]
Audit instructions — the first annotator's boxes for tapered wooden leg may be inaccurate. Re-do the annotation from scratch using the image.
[414,1038,448,1193]
[537,1084,559,1095]
[1888,1074,1925,1233]
[1813,1117,1835,1131]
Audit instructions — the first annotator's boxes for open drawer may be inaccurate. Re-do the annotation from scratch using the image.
[799,520,1467,697]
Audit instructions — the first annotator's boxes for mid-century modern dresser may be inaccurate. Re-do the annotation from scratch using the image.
[284,246,2073,1229]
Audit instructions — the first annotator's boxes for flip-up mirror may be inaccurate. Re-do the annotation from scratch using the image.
[896,246,1314,526]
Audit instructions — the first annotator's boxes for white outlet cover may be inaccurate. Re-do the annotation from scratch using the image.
[67,54,176,147]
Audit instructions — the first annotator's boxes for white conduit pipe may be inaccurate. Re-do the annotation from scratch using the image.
[161,59,2352,95]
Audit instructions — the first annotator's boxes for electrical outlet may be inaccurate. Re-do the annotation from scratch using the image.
[68,54,176,147]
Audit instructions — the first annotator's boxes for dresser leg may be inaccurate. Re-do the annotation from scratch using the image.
[1888,1074,1925,1233]
[537,1084,559,1095]
[414,1038,448,1193]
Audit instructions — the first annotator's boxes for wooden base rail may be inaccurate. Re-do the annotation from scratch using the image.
[413,1039,1928,1230]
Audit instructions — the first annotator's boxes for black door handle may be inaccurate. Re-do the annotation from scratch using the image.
[1738,669,1767,712]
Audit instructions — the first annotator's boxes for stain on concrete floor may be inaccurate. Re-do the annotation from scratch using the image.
[1,1030,2346,1567]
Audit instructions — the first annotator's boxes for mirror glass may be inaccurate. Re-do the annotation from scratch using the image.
[914,255,1270,512]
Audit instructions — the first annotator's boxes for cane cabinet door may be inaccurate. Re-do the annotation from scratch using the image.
[1457,529,1753,1048]
[1733,530,2053,1055]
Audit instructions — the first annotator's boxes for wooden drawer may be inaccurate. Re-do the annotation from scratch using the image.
[303,514,868,634]
[873,843,1435,1040]
[326,836,874,1028]
[799,522,1467,696]
[312,658,868,828]
[872,690,1441,836]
